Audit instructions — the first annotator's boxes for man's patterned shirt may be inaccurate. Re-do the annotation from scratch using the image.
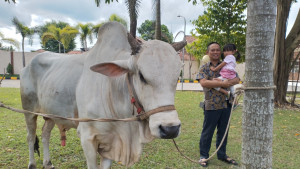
[199,61,236,110]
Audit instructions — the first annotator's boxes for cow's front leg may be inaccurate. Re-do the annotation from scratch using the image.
[78,124,99,169]
[100,157,112,169]
[41,118,55,169]
[24,114,38,169]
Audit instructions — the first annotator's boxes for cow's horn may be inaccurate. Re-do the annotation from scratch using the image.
[127,33,141,55]
[172,40,187,51]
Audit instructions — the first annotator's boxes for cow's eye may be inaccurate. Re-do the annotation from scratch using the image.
[139,71,147,84]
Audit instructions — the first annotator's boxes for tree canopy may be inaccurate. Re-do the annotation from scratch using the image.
[37,21,77,53]
[138,20,173,43]
[0,31,19,50]
[77,23,94,51]
[12,17,35,67]
[188,0,247,61]
[41,25,78,53]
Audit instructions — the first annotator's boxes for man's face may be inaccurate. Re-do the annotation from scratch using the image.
[207,44,221,61]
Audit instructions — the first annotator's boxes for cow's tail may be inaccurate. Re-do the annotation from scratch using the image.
[34,135,40,157]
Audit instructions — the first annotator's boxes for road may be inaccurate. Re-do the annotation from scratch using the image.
[1,80,299,92]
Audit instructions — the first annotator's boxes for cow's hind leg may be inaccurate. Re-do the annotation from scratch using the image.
[100,157,112,169]
[24,114,38,169]
[41,117,55,169]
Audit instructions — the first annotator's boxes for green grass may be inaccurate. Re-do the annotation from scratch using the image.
[0,88,300,168]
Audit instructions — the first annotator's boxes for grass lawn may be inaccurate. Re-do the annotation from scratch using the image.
[0,88,299,168]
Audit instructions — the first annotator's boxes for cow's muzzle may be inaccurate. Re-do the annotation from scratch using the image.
[159,124,181,139]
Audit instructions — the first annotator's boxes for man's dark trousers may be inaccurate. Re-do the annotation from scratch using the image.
[199,102,231,159]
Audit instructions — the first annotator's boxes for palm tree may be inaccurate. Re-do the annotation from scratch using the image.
[42,25,78,53]
[125,0,141,38]
[12,17,34,67]
[4,0,16,3]
[0,31,19,50]
[153,0,161,40]
[94,0,141,38]
[242,0,276,168]
[77,23,93,51]
[109,14,128,28]
[92,23,105,38]
[92,14,128,38]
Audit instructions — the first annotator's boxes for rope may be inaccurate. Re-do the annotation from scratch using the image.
[172,85,276,164]
[0,103,175,122]
[0,102,139,122]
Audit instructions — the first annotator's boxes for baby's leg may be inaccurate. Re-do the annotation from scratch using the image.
[219,88,230,98]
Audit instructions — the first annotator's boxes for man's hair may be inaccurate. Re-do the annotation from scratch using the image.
[207,42,220,51]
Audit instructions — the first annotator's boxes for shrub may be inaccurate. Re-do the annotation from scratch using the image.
[6,63,13,75]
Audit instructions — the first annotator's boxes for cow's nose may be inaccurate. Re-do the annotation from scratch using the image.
[159,124,181,139]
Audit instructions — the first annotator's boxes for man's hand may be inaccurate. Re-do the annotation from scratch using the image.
[210,66,216,72]
[200,77,240,89]
[222,79,234,88]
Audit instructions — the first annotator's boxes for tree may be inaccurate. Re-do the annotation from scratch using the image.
[4,0,16,3]
[92,14,127,38]
[37,21,76,53]
[188,0,247,61]
[92,23,105,38]
[153,0,161,40]
[242,0,276,168]
[109,14,128,28]
[125,0,141,38]
[41,25,78,53]
[95,0,141,37]
[12,17,34,67]
[273,0,299,106]
[77,23,94,51]
[138,20,173,43]
[0,31,19,50]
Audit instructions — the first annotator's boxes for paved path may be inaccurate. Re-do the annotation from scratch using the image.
[1,80,21,88]
[1,80,205,91]
[1,80,299,92]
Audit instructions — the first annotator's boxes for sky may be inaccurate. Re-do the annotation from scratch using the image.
[0,0,299,52]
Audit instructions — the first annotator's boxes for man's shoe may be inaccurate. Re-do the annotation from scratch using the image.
[218,156,238,166]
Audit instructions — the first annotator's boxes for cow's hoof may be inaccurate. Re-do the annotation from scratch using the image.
[28,164,37,169]
[43,161,55,169]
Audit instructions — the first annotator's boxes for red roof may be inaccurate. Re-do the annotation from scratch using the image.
[67,50,83,54]
[178,35,197,61]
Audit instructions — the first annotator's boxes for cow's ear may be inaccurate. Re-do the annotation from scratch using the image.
[90,61,129,77]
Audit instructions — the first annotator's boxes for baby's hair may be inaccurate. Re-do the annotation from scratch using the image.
[223,43,241,61]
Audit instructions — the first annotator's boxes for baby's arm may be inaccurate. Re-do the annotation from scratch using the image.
[210,62,227,72]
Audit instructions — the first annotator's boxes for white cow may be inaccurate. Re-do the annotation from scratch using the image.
[20,22,186,169]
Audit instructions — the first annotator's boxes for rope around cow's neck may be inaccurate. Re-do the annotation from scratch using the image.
[0,102,175,122]
[172,85,276,164]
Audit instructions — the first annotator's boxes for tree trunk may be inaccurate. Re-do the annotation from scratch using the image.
[291,56,300,106]
[22,37,25,67]
[58,42,61,53]
[84,39,87,51]
[242,0,276,168]
[155,0,161,40]
[10,50,14,74]
[128,0,137,38]
[273,0,292,106]
[189,54,192,80]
